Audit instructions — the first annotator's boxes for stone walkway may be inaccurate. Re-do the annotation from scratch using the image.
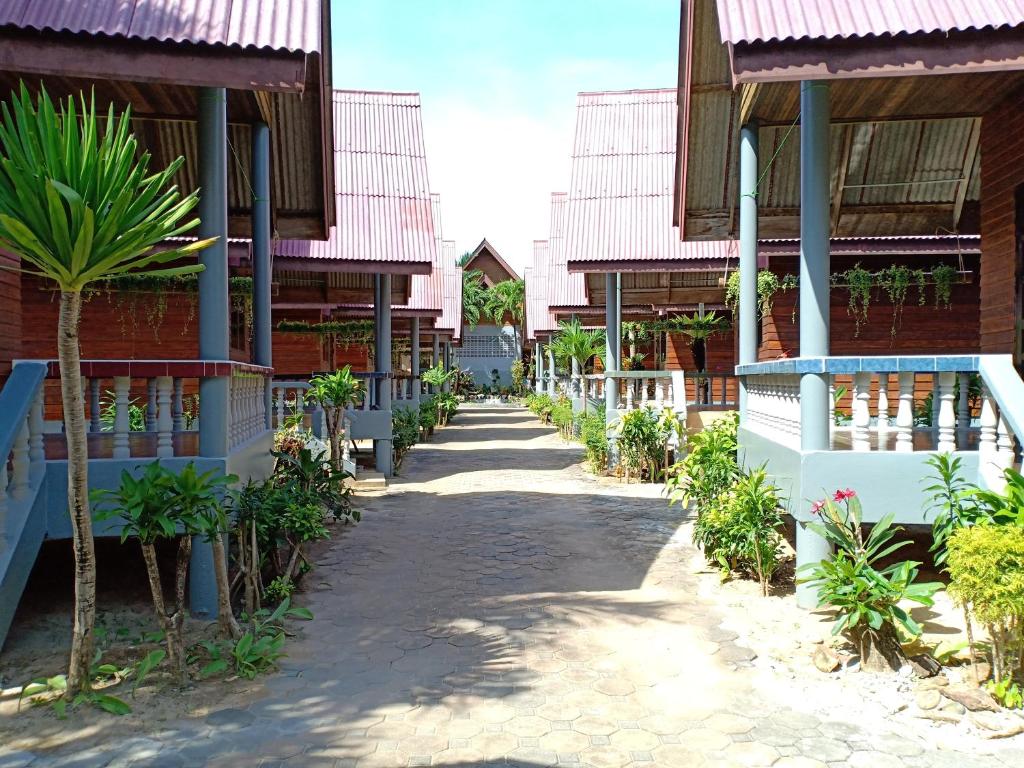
[11,406,1024,767]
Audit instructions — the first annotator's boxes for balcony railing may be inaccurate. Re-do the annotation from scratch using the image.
[26,359,272,459]
[572,370,736,412]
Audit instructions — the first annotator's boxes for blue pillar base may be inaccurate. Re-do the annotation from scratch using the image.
[188,535,218,619]
[795,521,832,609]
[375,438,394,477]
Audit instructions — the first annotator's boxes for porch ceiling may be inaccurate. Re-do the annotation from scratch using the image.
[0,8,334,241]
[584,270,728,311]
[273,268,411,307]
[676,0,1024,241]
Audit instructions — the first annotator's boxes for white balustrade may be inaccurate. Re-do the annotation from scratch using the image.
[895,372,914,452]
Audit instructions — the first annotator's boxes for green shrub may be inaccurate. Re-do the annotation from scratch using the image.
[527,393,554,423]
[947,524,1024,682]
[693,467,785,595]
[616,408,667,482]
[435,392,459,425]
[665,412,738,509]
[578,412,608,472]
[550,396,574,440]
[418,398,437,433]
[392,406,420,471]
[510,359,526,395]
[922,454,986,566]
[798,490,942,672]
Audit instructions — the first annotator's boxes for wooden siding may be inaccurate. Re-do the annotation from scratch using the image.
[759,253,980,360]
[272,309,326,377]
[0,250,21,380]
[980,97,1024,354]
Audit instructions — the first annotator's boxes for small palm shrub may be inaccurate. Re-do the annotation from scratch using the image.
[434,392,459,425]
[665,412,738,510]
[418,398,437,436]
[392,406,420,471]
[616,408,666,482]
[693,468,785,595]
[306,367,361,471]
[578,412,608,472]
[798,490,942,673]
[550,397,574,441]
[947,524,1024,684]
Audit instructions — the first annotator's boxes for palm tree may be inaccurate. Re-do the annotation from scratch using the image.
[550,317,606,373]
[462,269,488,329]
[0,85,213,694]
[674,311,730,373]
[484,278,525,351]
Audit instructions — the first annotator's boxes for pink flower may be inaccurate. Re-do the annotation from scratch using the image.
[833,488,857,502]
[810,500,825,515]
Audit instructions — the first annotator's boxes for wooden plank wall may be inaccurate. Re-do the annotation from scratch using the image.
[759,252,980,360]
[980,96,1024,353]
[0,251,21,381]
[271,309,327,377]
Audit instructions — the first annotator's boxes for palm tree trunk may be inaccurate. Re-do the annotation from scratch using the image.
[211,533,241,639]
[59,291,96,696]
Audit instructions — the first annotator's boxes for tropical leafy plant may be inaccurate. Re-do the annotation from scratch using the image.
[549,317,605,373]
[510,359,526,395]
[922,454,984,565]
[665,412,738,511]
[672,312,730,373]
[462,269,488,329]
[306,367,361,471]
[798,490,942,672]
[392,406,420,471]
[947,523,1024,682]
[577,412,608,473]
[196,598,312,680]
[0,85,215,695]
[724,269,781,318]
[614,408,668,482]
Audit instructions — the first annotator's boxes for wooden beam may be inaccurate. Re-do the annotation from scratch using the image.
[831,125,854,235]
[253,91,275,127]
[739,83,761,125]
[953,118,982,231]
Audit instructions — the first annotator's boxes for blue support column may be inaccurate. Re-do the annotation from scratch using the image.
[431,333,440,394]
[797,80,833,607]
[547,344,556,397]
[442,342,452,392]
[375,274,393,476]
[193,86,229,618]
[536,341,545,393]
[411,317,421,407]
[738,122,759,420]
[605,272,621,433]
[251,121,273,429]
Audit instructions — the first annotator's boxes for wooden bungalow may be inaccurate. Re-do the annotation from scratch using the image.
[0,0,334,647]
[458,239,522,388]
[674,0,1024,605]
[269,90,453,478]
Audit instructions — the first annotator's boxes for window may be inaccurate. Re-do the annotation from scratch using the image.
[457,334,516,358]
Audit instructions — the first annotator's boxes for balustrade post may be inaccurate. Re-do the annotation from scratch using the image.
[89,378,102,433]
[979,386,998,465]
[997,412,1015,470]
[937,372,956,453]
[29,391,44,466]
[172,378,184,432]
[11,419,30,498]
[146,378,158,432]
[957,372,971,430]
[156,376,174,457]
[655,379,665,408]
[112,376,131,458]
[895,372,914,452]
[931,375,941,435]
[877,373,890,430]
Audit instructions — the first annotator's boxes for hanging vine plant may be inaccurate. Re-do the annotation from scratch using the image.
[724,269,781,318]
[276,319,375,347]
[844,263,874,336]
[913,268,928,306]
[932,264,957,309]
[878,264,911,338]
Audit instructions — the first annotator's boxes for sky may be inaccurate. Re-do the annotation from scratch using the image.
[330,0,680,275]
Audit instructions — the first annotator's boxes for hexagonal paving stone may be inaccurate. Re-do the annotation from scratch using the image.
[535,702,583,723]
[467,731,519,760]
[796,736,852,762]
[505,715,554,738]
[773,757,828,768]
[721,741,780,766]
[704,713,755,735]
[537,729,591,753]
[577,746,633,768]
[678,728,731,752]
[652,744,709,767]
[471,703,517,724]
[847,750,907,768]
[637,714,691,736]
[608,728,661,752]
[573,716,619,737]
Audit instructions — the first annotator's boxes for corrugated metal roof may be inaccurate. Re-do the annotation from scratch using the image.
[275,90,436,270]
[565,89,735,269]
[526,239,554,340]
[714,0,1024,45]
[0,0,322,53]
[547,192,588,308]
[407,193,444,311]
[439,240,462,341]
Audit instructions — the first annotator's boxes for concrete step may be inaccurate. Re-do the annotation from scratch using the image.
[346,470,388,492]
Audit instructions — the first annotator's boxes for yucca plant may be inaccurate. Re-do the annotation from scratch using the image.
[0,84,213,694]
[306,366,361,471]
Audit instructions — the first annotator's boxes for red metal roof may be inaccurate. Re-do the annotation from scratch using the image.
[275,90,435,274]
[565,89,735,272]
[714,0,1024,45]
[0,0,322,53]
[526,239,554,340]
[439,240,462,341]
[407,194,444,312]
[546,192,588,308]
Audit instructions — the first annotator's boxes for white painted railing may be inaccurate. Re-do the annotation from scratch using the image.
[582,371,736,412]
[0,363,46,549]
[737,356,1021,477]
